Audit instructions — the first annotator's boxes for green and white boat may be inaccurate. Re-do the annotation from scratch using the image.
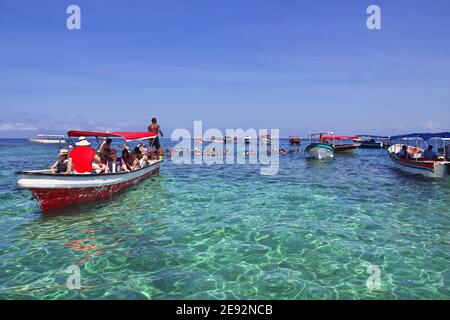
[305,132,335,159]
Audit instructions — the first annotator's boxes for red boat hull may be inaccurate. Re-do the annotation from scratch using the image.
[387,144,448,178]
[334,144,359,152]
[30,167,159,211]
[17,164,161,211]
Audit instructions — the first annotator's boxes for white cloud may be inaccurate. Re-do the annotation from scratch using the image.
[0,114,134,135]
[421,121,440,131]
[393,124,406,131]
[0,122,37,131]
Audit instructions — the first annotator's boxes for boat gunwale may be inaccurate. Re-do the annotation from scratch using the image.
[15,160,163,178]
[388,153,448,167]
[305,142,335,152]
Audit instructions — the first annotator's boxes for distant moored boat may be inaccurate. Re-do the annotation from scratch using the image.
[322,135,360,153]
[29,134,66,144]
[289,136,301,145]
[305,132,335,160]
[354,135,389,149]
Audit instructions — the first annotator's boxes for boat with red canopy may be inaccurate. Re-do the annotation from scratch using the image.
[322,135,360,152]
[16,130,162,211]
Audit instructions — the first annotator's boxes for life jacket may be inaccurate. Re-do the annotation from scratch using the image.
[56,159,69,173]
[107,157,123,173]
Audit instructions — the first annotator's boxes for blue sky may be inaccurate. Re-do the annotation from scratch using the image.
[0,0,449,138]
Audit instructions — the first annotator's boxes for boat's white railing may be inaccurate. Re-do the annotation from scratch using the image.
[389,144,402,154]
[308,132,334,143]
[390,144,424,160]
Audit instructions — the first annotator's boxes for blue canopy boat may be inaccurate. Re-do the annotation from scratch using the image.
[388,132,450,178]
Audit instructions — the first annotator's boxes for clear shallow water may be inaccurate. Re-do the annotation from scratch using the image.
[0,138,449,299]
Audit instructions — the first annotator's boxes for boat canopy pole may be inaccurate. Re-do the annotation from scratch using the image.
[68,137,75,147]
[445,139,448,158]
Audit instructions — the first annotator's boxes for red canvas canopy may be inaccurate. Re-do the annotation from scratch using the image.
[68,130,157,141]
[322,135,357,141]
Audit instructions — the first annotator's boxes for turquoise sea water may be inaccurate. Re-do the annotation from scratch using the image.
[0,138,449,299]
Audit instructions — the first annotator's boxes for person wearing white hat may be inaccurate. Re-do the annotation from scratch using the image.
[51,149,70,174]
[75,136,91,146]
[67,137,102,174]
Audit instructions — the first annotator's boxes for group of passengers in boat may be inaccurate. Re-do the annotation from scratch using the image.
[51,137,154,174]
[396,144,438,161]
[51,118,164,174]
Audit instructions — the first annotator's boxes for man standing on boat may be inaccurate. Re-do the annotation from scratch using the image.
[148,117,164,160]
[67,137,102,174]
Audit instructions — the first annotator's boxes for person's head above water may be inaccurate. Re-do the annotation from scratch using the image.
[151,117,157,124]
